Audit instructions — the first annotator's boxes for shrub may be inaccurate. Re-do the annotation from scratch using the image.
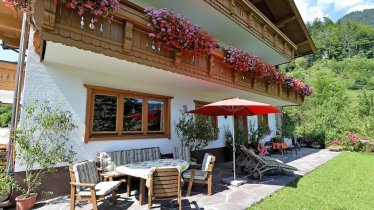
[15,100,77,197]
[0,104,12,127]
[248,121,268,149]
[175,105,219,152]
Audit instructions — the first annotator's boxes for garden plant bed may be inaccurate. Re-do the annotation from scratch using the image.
[250,152,374,209]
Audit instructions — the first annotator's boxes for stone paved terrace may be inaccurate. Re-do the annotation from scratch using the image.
[22,148,339,210]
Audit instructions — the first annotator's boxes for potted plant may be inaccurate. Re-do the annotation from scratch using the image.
[223,126,245,162]
[248,121,268,151]
[14,100,77,210]
[0,173,13,206]
[175,105,219,160]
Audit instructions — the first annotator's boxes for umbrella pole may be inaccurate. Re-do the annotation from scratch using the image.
[232,112,236,180]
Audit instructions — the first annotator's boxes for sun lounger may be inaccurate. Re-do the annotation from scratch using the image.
[238,145,298,179]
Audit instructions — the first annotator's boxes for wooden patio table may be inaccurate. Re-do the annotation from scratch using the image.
[116,159,189,205]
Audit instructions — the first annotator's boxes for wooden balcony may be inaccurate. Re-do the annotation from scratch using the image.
[32,0,304,104]
[202,0,297,59]
[0,1,22,48]
[0,61,17,91]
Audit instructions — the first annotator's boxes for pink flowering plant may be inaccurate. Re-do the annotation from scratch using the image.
[223,47,290,86]
[3,0,120,19]
[2,0,31,11]
[284,77,313,96]
[223,46,258,72]
[257,144,269,156]
[327,133,364,151]
[60,0,119,18]
[144,8,217,55]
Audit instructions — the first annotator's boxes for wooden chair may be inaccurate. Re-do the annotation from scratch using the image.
[173,146,197,164]
[148,168,182,210]
[283,137,297,155]
[69,160,122,210]
[183,153,216,197]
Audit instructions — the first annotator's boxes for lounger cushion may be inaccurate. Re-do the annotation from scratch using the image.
[73,160,99,192]
[182,170,207,180]
[77,181,121,196]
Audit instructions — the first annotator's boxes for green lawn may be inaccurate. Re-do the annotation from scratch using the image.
[250,152,374,210]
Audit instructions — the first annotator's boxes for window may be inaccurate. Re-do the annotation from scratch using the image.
[258,114,269,128]
[85,85,172,142]
[194,100,218,128]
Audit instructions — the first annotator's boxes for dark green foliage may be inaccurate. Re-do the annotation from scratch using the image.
[340,9,374,26]
[0,104,12,127]
[248,121,268,149]
[281,17,374,142]
[303,17,374,62]
[281,112,296,137]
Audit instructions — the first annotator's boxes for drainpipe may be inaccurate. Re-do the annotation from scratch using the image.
[6,11,30,175]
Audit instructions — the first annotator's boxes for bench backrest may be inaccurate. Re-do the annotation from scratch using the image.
[99,147,161,172]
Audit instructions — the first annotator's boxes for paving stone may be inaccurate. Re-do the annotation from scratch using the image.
[15,148,339,210]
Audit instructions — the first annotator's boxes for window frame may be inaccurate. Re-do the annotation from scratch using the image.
[194,100,218,128]
[84,85,172,143]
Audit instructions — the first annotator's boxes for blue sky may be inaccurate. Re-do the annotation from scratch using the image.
[295,0,374,22]
[1,0,374,62]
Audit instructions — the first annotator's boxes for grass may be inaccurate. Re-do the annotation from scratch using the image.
[250,152,374,210]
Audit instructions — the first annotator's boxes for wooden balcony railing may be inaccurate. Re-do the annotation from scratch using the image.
[33,0,304,104]
[203,0,297,59]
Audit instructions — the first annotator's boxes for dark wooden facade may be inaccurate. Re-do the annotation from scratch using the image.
[32,0,308,104]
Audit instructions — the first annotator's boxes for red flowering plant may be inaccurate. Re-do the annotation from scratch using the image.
[283,77,312,96]
[59,0,119,18]
[2,0,31,11]
[144,8,217,55]
[3,0,120,19]
[274,71,286,85]
[223,46,258,72]
[259,64,278,84]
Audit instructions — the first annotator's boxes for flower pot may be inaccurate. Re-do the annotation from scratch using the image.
[0,192,9,202]
[15,193,37,210]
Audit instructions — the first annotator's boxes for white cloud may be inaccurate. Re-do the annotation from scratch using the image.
[294,0,374,22]
[294,0,326,22]
[347,2,374,13]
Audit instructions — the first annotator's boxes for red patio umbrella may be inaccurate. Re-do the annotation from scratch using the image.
[187,97,281,186]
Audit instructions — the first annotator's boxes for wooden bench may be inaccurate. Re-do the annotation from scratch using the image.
[97,147,161,196]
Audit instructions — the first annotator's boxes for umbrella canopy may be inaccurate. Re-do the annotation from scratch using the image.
[187,97,281,185]
[187,97,281,116]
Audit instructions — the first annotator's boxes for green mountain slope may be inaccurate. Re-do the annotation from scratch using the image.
[280,17,374,143]
[339,9,374,26]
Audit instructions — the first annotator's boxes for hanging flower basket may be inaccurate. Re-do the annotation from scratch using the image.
[144,8,217,56]
[3,0,120,19]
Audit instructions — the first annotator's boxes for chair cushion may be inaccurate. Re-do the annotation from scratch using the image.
[77,181,121,196]
[102,171,125,178]
[173,146,191,163]
[182,170,207,180]
[201,153,212,177]
[98,152,112,172]
[73,160,99,192]
[123,150,135,164]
